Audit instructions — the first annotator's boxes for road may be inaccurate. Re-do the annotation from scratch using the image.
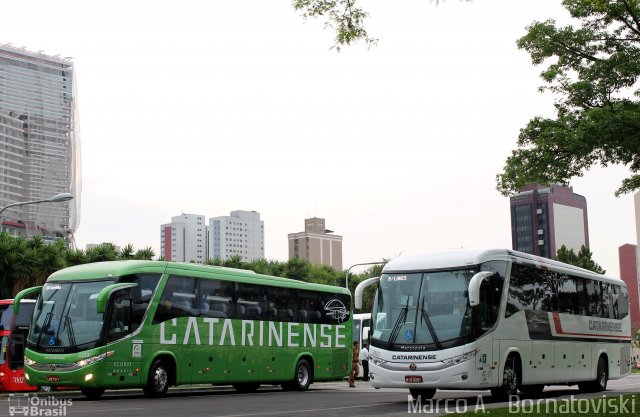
[1,375,639,417]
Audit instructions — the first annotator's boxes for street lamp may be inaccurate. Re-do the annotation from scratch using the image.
[0,192,74,233]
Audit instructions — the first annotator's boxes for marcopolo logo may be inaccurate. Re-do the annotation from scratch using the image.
[7,394,72,417]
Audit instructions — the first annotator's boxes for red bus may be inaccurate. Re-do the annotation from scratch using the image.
[0,299,37,392]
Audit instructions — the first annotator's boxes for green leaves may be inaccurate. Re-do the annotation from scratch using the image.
[555,244,606,274]
[293,0,377,50]
[498,0,640,196]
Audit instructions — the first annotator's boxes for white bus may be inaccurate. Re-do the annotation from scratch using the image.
[353,313,371,378]
[355,249,632,400]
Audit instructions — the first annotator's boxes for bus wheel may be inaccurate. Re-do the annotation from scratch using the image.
[143,359,170,398]
[409,388,436,401]
[491,355,519,400]
[282,359,312,391]
[233,383,260,393]
[80,387,105,400]
[579,356,607,393]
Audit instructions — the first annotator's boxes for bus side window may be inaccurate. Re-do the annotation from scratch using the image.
[106,293,133,342]
[477,274,502,333]
[0,336,7,365]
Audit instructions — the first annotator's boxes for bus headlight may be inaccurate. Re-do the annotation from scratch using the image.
[24,357,37,366]
[442,348,479,365]
[75,351,114,368]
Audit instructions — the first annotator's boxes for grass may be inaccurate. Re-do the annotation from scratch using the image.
[455,394,639,417]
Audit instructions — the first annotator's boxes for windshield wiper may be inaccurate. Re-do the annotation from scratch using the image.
[420,300,442,350]
[387,300,410,349]
[64,316,76,348]
[35,312,52,348]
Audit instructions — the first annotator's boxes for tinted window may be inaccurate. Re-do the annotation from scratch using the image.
[616,285,629,319]
[200,278,233,318]
[120,273,161,329]
[506,264,536,316]
[266,286,296,322]
[557,275,577,314]
[14,302,35,328]
[153,276,197,323]
[0,305,13,330]
[237,282,266,320]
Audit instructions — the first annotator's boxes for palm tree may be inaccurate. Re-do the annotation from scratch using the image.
[119,243,135,260]
[134,247,155,260]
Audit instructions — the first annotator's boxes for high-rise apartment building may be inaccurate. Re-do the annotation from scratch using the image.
[160,214,208,263]
[0,45,80,240]
[288,217,343,270]
[619,244,640,330]
[510,184,589,259]
[209,210,264,262]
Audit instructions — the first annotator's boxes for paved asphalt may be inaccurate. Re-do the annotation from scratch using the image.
[1,375,639,417]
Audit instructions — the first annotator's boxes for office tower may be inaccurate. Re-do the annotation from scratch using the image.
[510,184,589,259]
[209,210,264,262]
[161,214,207,263]
[619,244,640,330]
[0,45,80,240]
[288,217,343,270]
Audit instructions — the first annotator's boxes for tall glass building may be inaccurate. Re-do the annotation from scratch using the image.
[0,44,81,241]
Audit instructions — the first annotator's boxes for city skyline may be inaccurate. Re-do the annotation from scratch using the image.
[0,1,636,277]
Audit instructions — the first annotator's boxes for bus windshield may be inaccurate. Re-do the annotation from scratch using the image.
[372,269,475,349]
[28,280,115,351]
[0,304,13,331]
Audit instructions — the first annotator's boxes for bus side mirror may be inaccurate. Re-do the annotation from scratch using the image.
[354,277,380,310]
[96,283,138,314]
[13,286,43,315]
[363,327,370,342]
[468,271,495,307]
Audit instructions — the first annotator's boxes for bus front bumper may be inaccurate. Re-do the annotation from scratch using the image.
[24,363,103,388]
[368,360,481,390]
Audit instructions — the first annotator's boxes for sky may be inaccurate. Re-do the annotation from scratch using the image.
[1,0,637,277]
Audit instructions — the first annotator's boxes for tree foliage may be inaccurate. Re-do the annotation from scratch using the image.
[497,0,640,197]
[1,232,382,312]
[0,234,157,298]
[555,244,606,274]
[292,0,470,50]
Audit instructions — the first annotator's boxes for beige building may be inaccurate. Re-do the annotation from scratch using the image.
[288,217,343,270]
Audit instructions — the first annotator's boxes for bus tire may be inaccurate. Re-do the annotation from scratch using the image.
[409,388,436,401]
[579,356,607,393]
[491,355,519,400]
[282,359,312,391]
[143,359,170,398]
[233,383,260,393]
[80,387,105,400]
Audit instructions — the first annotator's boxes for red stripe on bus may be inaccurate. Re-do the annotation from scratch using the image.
[551,313,630,339]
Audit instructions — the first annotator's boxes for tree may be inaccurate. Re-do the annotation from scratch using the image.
[555,244,606,274]
[497,0,640,197]
[292,1,469,50]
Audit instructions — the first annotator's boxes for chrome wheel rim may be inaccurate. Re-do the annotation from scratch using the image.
[154,367,168,392]
[297,365,309,387]
[505,368,517,392]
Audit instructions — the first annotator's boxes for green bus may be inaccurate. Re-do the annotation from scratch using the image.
[14,261,352,399]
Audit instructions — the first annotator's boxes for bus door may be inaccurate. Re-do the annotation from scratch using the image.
[475,274,502,386]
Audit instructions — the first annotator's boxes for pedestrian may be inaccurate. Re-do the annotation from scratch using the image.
[348,341,359,388]
[360,342,369,381]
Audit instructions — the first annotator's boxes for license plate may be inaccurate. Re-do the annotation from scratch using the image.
[46,376,60,383]
[405,375,423,383]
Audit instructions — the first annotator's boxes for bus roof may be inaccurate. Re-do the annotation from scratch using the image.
[47,260,350,295]
[383,248,623,285]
